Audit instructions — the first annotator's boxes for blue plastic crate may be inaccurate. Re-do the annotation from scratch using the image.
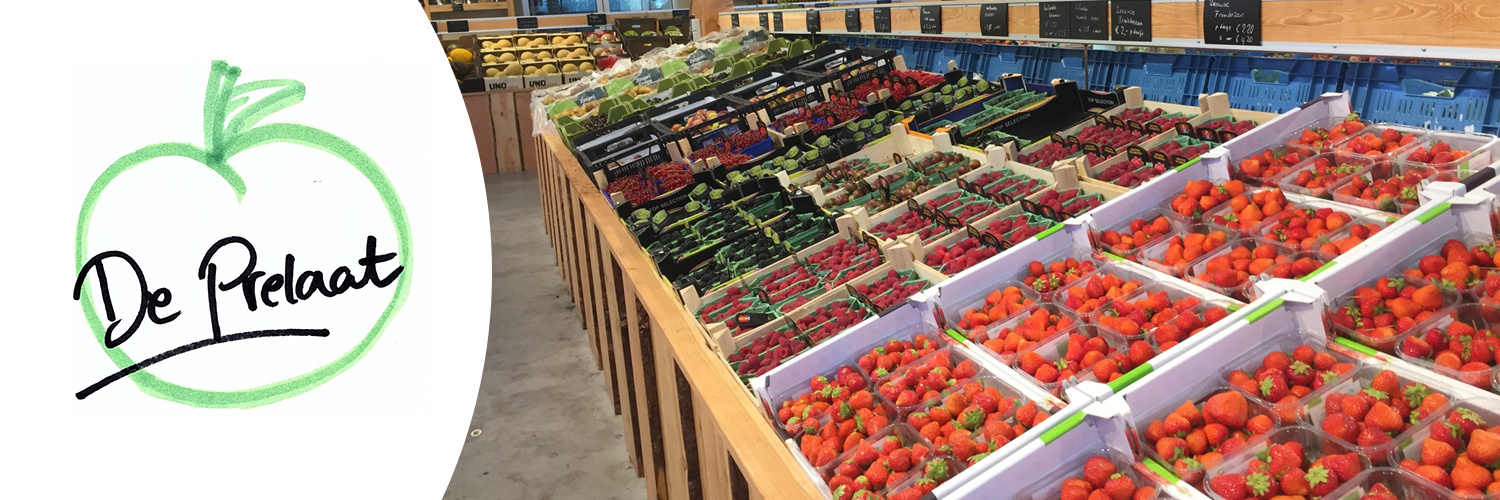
[1024,47,1111,90]
[1346,62,1499,134]
[1204,56,1347,114]
[929,42,960,72]
[982,44,1030,82]
[1110,52,1216,106]
[954,42,986,78]
[893,39,922,70]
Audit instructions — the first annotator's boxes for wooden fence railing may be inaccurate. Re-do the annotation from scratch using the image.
[533,131,824,500]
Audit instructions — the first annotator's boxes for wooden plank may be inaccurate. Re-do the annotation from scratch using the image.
[542,132,823,499]
[464,93,498,174]
[625,282,664,499]
[577,203,599,362]
[694,390,733,500]
[606,250,643,472]
[490,90,524,173]
[596,228,620,413]
[729,0,1500,54]
[692,0,733,33]
[651,318,691,500]
[583,216,603,370]
[515,91,538,171]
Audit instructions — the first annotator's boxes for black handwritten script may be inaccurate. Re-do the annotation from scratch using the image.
[1204,0,1261,46]
[71,235,405,399]
[1039,2,1071,39]
[1111,0,1151,42]
[1070,1,1108,41]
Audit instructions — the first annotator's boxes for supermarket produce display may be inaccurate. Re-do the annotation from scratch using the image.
[529,26,1500,500]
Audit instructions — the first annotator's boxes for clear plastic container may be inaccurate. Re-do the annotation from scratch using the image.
[874,346,993,416]
[1135,384,1281,486]
[883,456,967,499]
[1313,213,1401,257]
[1396,303,1500,390]
[1221,330,1359,423]
[1015,447,1167,500]
[816,423,935,487]
[1023,254,1112,303]
[1324,275,1459,353]
[907,371,1030,444]
[1055,262,1155,316]
[1251,198,1369,250]
[1277,151,1392,199]
[1394,232,1500,296]
[1391,401,1500,492]
[1330,123,1428,159]
[1202,426,1372,500]
[768,362,874,439]
[1088,282,1236,350]
[1392,130,1498,181]
[1282,114,1375,158]
[1322,467,1458,500]
[942,282,1043,337]
[1139,222,1240,278]
[1298,365,1454,464]
[963,302,1082,366]
[1201,186,1293,236]
[1091,206,1187,262]
[1186,237,1295,302]
[1327,160,1433,215]
[1011,325,1148,402]
[1231,141,1308,187]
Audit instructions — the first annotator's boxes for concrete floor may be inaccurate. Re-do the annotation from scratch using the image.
[444,172,647,500]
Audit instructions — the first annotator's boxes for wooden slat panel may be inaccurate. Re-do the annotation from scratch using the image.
[515,91,538,171]
[652,318,691,500]
[694,390,733,500]
[609,253,644,473]
[490,91,524,172]
[542,131,824,499]
[465,93,498,174]
[580,214,601,367]
[589,221,613,392]
[626,283,663,497]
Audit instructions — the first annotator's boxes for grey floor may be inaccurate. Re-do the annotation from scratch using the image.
[444,172,647,500]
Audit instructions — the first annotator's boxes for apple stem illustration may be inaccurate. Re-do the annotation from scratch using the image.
[74,61,413,408]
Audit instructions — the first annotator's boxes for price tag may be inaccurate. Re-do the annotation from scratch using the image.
[576,87,607,105]
[1150,150,1169,164]
[920,6,942,35]
[1175,122,1195,136]
[1220,130,1240,142]
[1127,145,1147,161]
[980,231,1003,249]
[1082,143,1099,154]
[845,9,861,32]
[588,13,608,26]
[1070,1,1108,40]
[760,12,769,28]
[1093,115,1110,127]
[1050,133,1065,145]
[806,10,821,33]
[1196,127,1221,143]
[1039,2,1071,39]
[731,14,740,28]
[517,17,539,29]
[980,4,1009,37]
[1101,145,1117,157]
[452,3,464,11]
[448,20,470,32]
[1146,121,1164,134]
[1111,0,1152,42]
[874,7,892,33]
[773,12,784,31]
[673,9,690,18]
[1204,0,1262,46]
[966,225,982,240]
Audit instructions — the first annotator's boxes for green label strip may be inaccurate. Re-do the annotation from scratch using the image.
[1335,336,1381,357]
[1174,157,1202,171]
[1107,363,1153,392]
[1145,457,1182,484]
[1034,223,1065,240]
[1039,412,1086,444]
[1416,202,1452,223]
[1299,259,1338,282]
[1244,298,1284,324]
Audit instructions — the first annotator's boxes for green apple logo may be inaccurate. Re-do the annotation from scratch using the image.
[73,61,413,408]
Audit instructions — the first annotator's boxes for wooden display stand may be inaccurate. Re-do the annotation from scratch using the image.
[464,88,538,173]
[533,130,824,499]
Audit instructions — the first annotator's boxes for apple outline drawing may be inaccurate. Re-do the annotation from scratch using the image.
[74,60,413,408]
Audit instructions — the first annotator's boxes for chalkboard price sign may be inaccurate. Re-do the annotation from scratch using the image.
[980,4,1008,37]
[1111,0,1151,42]
[845,9,861,32]
[874,7,892,33]
[773,12,784,31]
[1071,1,1108,40]
[759,12,769,28]
[731,14,740,28]
[448,20,470,32]
[920,6,942,35]
[672,9,690,18]
[1039,3,1071,39]
[517,17,538,29]
[1204,0,1262,46]
[806,10,820,33]
[587,13,608,26]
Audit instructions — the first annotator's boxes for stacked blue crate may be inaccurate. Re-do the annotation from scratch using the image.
[1109,51,1216,106]
[1345,62,1498,134]
[1203,55,1347,113]
[954,43,986,78]
[893,39,922,71]
[928,42,960,72]
[983,44,1031,82]
[1024,47,1111,90]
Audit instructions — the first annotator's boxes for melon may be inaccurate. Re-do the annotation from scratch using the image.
[565,35,582,44]
[483,54,498,64]
[525,66,538,76]
[580,62,595,71]
[521,52,537,61]
[503,63,523,76]
[537,50,553,60]
[499,52,517,63]
[562,63,579,73]
[515,37,530,46]
[541,63,558,74]
[552,36,566,45]
[485,68,500,77]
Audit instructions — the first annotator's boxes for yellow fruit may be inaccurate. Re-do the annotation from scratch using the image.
[483,54,498,64]
[525,66,538,76]
[499,52,517,63]
[565,35,582,44]
[503,63,523,76]
[448,48,474,63]
[538,50,553,60]
[552,36,566,45]
[521,52,537,61]
[497,39,513,48]
[485,68,500,77]
[516,37,530,46]
[541,64,558,74]
[482,40,494,48]
[563,63,579,73]
[580,62,595,71]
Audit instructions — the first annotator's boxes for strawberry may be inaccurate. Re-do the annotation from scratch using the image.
[1102,474,1137,500]
[1204,390,1248,428]
[1209,473,1249,500]
[1421,437,1456,467]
